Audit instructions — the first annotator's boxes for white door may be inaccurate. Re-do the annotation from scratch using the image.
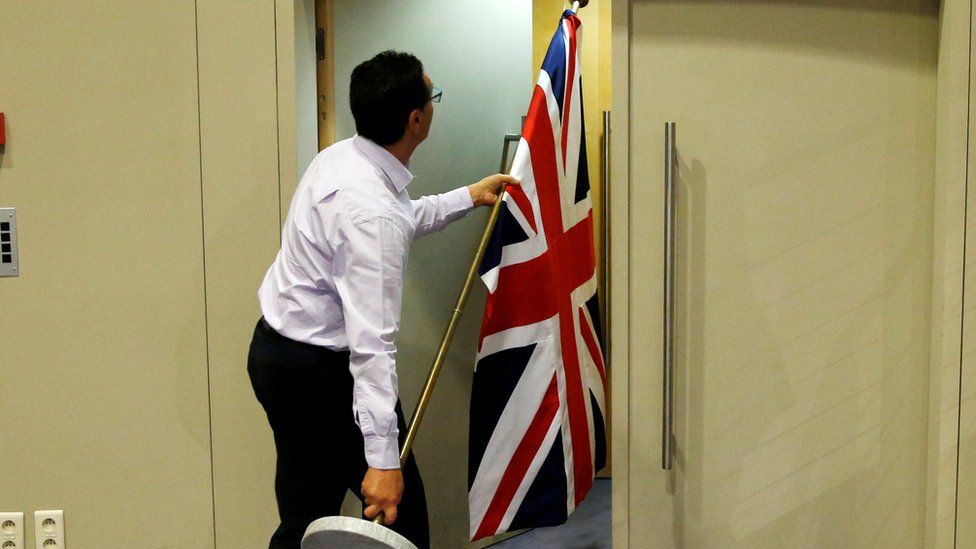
[622,1,941,546]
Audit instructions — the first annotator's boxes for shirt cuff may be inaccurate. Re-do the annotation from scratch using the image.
[364,435,401,470]
[447,186,476,215]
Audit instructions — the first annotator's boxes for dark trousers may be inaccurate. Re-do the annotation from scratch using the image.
[247,318,430,549]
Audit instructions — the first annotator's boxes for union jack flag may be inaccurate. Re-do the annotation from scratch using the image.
[468,9,607,540]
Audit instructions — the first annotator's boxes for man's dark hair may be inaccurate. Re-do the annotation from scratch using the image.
[350,50,429,146]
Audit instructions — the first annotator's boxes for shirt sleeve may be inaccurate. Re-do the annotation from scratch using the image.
[411,186,475,239]
[333,214,407,470]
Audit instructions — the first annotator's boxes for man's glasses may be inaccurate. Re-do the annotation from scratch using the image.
[430,86,443,104]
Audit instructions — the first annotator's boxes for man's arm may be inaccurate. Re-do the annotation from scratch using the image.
[411,187,473,239]
[333,213,407,524]
[411,174,519,238]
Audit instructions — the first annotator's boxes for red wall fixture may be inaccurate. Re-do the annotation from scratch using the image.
[0,113,5,146]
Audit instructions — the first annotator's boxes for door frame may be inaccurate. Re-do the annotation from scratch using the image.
[315,0,334,150]
[609,0,635,546]
[608,1,974,547]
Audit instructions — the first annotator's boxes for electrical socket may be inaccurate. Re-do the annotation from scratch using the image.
[0,512,25,549]
[32,511,64,549]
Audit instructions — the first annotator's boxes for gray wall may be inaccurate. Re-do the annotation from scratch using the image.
[332,1,532,545]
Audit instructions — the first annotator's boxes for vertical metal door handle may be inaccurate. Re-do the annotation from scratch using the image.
[602,111,611,359]
[663,122,676,470]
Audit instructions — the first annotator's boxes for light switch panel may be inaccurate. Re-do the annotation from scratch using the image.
[0,208,18,277]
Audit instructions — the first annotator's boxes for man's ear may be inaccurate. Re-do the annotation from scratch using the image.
[407,109,424,134]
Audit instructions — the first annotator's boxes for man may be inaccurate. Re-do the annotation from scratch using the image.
[247,50,518,549]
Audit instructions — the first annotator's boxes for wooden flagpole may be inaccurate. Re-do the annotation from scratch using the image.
[372,183,507,525]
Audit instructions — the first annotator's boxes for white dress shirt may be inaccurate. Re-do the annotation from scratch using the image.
[259,135,474,469]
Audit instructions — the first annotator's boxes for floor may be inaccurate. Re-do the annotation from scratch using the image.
[490,479,611,549]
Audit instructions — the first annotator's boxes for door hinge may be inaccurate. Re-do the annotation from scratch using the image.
[316,28,325,61]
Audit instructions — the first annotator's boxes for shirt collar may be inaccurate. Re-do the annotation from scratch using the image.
[353,134,415,193]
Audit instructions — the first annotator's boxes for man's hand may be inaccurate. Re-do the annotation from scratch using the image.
[468,174,521,207]
[362,467,404,525]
